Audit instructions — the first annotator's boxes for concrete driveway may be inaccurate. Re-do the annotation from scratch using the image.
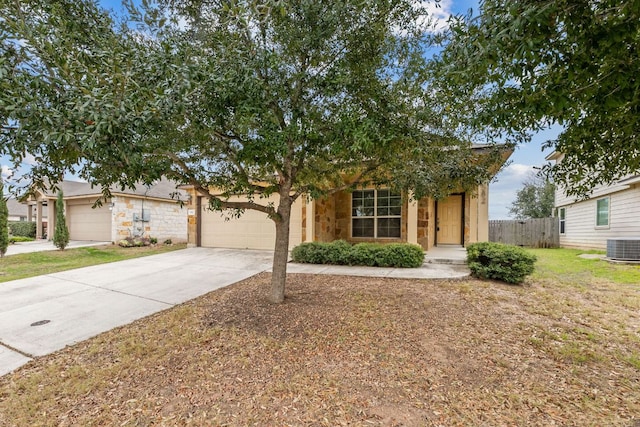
[0,248,273,376]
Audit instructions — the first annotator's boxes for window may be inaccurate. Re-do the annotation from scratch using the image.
[558,207,566,235]
[352,189,401,238]
[596,197,609,227]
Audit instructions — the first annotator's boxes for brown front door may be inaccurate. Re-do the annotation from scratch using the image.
[437,195,463,245]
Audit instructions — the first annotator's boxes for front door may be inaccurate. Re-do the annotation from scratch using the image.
[437,195,463,245]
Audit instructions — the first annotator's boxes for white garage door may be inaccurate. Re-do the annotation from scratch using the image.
[66,200,112,241]
[200,196,302,250]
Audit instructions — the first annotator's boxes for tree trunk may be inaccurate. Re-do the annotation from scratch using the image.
[270,192,293,304]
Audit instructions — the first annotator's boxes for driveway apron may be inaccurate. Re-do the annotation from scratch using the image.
[0,248,273,376]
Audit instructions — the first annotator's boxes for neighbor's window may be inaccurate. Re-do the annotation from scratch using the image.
[352,189,401,238]
[559,207,566,234]
[596,197,610,227]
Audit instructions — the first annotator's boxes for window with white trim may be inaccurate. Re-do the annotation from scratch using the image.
[596,197,609,227]
[559,207,566,235]
[352,189,401,238]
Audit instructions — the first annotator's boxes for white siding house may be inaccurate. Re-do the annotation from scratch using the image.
[547,152,640,250]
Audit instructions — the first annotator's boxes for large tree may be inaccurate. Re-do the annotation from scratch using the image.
[509,173,555,219]
[432,0,640,197]
[1,0,504,302]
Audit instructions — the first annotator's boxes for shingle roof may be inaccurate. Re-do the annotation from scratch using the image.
[40,178,188,201]
[7,198,28,216]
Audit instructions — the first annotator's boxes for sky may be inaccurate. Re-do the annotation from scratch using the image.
[4,0,556,219]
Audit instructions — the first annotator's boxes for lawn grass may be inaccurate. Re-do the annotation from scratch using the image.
[529,247,640,286]
[0,243,187,283]
[0,247,639,426]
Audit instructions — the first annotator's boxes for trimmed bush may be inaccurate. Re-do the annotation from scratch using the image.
[8,221,37,238]
[0,188,7,257]
[466,242,537,284]
[9,236,35,243]
[53,191,69,250]
[291,240,425,268]
[118,237,152,248]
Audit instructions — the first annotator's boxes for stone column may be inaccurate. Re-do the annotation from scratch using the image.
[407,192,418,245]
[305,198,315,243]
[47,200,55,240]
[35,201,43,239]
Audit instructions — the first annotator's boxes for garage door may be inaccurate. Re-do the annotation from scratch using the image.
[200,196,302,250]
[66,200,112,241]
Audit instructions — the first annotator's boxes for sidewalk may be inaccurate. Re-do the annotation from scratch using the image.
[4,240,111,256]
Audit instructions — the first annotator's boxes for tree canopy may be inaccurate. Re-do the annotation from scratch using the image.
[508,173,555,219]
[432,0,640,197]
[1,0,506,302]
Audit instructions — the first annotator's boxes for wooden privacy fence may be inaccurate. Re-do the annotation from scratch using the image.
[489,218,560,248]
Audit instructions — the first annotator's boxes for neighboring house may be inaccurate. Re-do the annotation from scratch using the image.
[546,151,640,249]
[25,179,188,242]
[7,198,31,222]
[7,198,48,237]
[183,145,513,251]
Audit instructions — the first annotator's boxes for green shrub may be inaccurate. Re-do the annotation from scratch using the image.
[9,236,35,243]
[325,240,352,265]
[118,237,152,248]
[466,242,537,284]
[349,243,382,266]
[53,191,69,250]
[291,241,424,268]
[0,188,8,257]
[8,221,37,238]
[377,243,426,268]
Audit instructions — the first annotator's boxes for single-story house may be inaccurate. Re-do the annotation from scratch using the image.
[546,151,640,250]
[183,145,513,251]
[25,178,188,242]
[7,198,48,237]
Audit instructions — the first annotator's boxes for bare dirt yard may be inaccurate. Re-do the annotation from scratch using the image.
[1,250,639,426]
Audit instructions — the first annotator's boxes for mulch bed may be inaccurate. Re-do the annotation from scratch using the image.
[1,273,639,426]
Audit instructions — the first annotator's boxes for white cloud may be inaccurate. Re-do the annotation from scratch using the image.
[1,165,12,180]
[489,163,536,219]
[22,153,38,166]
[393,0,454,36]
[419,0,454,33]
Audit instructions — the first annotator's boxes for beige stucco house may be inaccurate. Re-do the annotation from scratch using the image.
[183,146,512,251]
[25,179,188,242]
[546,151,640,250]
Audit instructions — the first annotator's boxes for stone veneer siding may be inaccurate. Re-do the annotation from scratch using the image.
[301,204,307,242]
[112,196,187,242]
[316,190,410,245]
[314,196,336,242]
[417,197,434,250]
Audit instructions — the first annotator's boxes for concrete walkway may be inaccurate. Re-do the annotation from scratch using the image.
[4,240,111,256]
[288,245,469,279]
[0,246,468,377]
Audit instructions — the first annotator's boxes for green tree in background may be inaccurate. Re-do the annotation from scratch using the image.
[53,191,69,250]
[509,173,555,219]
[432,0,640,197]
[0,185,8,257]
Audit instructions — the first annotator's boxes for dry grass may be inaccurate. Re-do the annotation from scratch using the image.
[1,253,639,426]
